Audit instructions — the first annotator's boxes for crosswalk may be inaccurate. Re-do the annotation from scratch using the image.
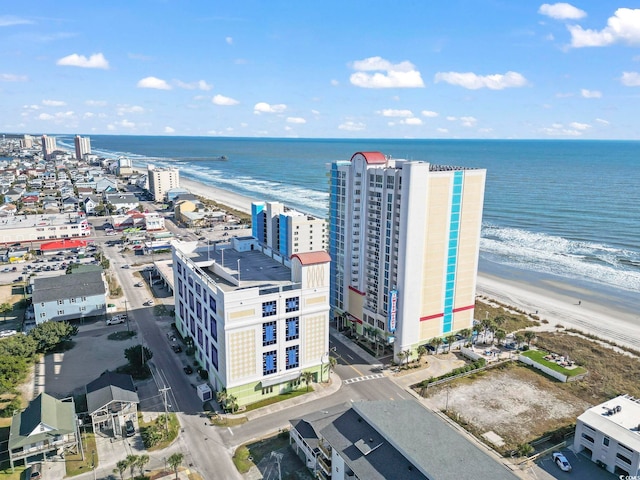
[343,373,385,384]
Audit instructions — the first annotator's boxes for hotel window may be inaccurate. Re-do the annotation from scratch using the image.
[286,345,299,369]
[209,296,217,314]
[211,344,218,370]
[262,300,277,317]
[188,292,194,311]
[188,277,194,288]
[263,351,277,375]
[177,263,182,275]
[202,290,207,303]
[603,437,610,447]
[57,300,64,305]
[177,278,183,294]
[197,326,203,347]
[179,302,184,319]
[196,300,202,320]
[263,321,277,346]
[285,297,299,312]
[190,315,196,336]
[195,283,201,296]
[616,453,632,465]
[57,310,64,315]
[286,318,299,341]
[580,432,594,443]
[209,315,218,342]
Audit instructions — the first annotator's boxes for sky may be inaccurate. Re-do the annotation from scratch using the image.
[2,1,640,139]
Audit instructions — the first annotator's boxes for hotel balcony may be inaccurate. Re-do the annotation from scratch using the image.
[318,455,332,476]
[316,468,331,480]
[318,442,332,459]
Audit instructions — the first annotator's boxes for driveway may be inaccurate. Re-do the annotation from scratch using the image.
[536,448,618,480]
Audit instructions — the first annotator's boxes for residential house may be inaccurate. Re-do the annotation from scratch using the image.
[8,393,79,470]
[104,193,139,214]
[86,372,139,438]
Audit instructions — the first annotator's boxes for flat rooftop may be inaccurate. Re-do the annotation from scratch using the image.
[0,213,87,231]
[182,243,294,293]
[579,395,640,438]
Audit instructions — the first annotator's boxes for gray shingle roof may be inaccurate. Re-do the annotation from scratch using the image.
[32,271,105,304]
[86,372,139,415]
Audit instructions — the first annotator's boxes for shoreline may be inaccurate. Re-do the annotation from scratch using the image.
[175,175,640,351]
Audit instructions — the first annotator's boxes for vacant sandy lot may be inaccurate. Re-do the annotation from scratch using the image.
[422,364,590,450]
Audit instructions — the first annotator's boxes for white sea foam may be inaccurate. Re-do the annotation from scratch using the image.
[480,225,640,293]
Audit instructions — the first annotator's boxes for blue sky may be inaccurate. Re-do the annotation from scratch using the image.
[2,1,640,139]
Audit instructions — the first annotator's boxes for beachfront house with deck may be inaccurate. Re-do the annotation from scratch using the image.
[172,239,330,407]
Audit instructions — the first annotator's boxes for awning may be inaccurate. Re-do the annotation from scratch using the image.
[260,371,301,388]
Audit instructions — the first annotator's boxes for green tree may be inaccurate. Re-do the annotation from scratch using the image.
[495,329,507,346]
[0,303,11,322]
[416,345,427,363]
[479,319,493,344]
[29,321,78,353]
[328,356,337,373]
[445,335,456,353]
[524,331,536,346]
[226,394,238,414]
[0,334,37,359]
[429,337,444,355]
[516,443,534,457]
[135,454,150,477]
[113,460,128,480]
[396,350,406,366]
[0,355,29,394]
[124,345,153,368]
[302,371,314,392]
[459,328,472,344]
[216,389,228,408]
[403,349,411,366]
[168,452,184,480]
[514,333,525,349]
[126,454,138,479]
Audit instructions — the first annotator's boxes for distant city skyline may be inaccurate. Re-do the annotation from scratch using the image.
[2,2,640,139]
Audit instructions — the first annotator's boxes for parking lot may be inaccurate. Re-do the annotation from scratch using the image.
[536,448,618,480]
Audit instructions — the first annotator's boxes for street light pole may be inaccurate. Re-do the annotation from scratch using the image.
[124,299,130,332]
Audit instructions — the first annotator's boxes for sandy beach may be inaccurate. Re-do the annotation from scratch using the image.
[177,175,640,351]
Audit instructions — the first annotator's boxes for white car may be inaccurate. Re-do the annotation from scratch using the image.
[106,316,125,325]
[552,452,572,472]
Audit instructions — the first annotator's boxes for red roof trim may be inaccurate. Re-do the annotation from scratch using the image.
[350,151,387,164]
[291,251,331,266]
[348,285,365,296]
[420,304,475,322]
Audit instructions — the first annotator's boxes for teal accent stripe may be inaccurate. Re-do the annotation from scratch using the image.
[443,171,463,333]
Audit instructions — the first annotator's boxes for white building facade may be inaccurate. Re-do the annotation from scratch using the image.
[172,240,330,407]
[574,395,640,477]
[0,213,91,245]
[251,201,328,258]
[329,152,486,359]
[147,165,179,202]
[74,135,91,160]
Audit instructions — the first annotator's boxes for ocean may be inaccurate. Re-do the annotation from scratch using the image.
[57,135,640,307]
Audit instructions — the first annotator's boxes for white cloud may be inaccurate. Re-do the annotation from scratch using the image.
[118,119,136,128]
[555,92,574,98]
[23,104,39,110]
[436,128,449,133]
[460,116,478,127]
[212,94,239,106]
[538,3,586,20]
[38,113,53,121]
[434,71,528,90]
[541,123,587,136]
[421,110,439,118]
[225,37,233,45]
[0,15,33,27]
[378,109,413,117]
[330,79,339,86]
[569,8,640,48]
[85,100,107,107]
[284,126,292,132]
[137,76,172,90]
[164,126,175,133]
[37,111,75,121]
[254,102,287,114]
[0,73,28,82]
[83,112,95,118]
[56,53,109,69]
[349,56,425,88]
[595,118,610,125]
[42,100,66,107]
[175,79,213,91]
[569,121,591,130]
[338,121,366,131]
[107,124,116,131]
[401,117,423,125]
[446,116,457,121]
[311,109,320,115]
[621,71,640,86]
[286,117,306,124]
[580,89,601,98]
[117,105,145,115]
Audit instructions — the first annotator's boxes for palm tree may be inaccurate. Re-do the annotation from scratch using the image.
[494,316,505,329]
[126,454,138,480]
[459,328,471,345]
[302,371,314,392]
[514,333,525,349]
[216,389,228,408]
[113,460,128,480]
[328,356,337,373]
[445,334,456,353]
[226,394,238,413]
[168,452,184,480]
[524,330,536,346]
[396,350,406,366]
[416,345,427,364]
[479,319,493,344]
[403,349,411,366]
[136,454,150,478]
[429,337,443,355]
[495,329,507,346]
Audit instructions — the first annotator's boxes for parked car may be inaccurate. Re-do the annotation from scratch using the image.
[121,264,130,269]
[171,344,182,353]
[106,316,125,325]
[135,282,143,287]
[552,452,572,472]
[145,300,154,306]
[183,365,193,374]
[125,419,135,437]
[26,462,41,479]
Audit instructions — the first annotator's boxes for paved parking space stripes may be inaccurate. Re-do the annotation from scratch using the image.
[343,373,384,384]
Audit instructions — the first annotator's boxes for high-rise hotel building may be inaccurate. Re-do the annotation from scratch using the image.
[251,201,328,259]
[74,135,91,160]
[329,152,486,358]
[147,165,180,202]
[41,135,57,161]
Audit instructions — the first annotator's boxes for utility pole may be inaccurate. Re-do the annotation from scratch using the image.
[159,385,171,432]
[124,299,130,332]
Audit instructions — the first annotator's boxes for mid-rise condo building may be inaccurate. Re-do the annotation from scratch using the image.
[251,201,328,258]
[329,152,486,359]
[74,135,91,160]
[147,165,179,202]
[41,135,57,161]
[172,239,330,407]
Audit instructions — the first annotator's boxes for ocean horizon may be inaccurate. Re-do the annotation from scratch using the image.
[53,135,640,310]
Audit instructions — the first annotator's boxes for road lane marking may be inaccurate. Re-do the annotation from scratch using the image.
[346,354,354,359]
[343,373,384,384]
[227,427,234,436]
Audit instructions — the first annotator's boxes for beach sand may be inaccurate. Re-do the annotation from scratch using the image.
[178,176,640,351]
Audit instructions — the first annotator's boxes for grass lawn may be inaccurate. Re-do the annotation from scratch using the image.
[138,413,180,451]
[475,298,539,333]
[232,432,290,474]
[521,349,587,377]
[65,432,97,477]
[209,414,247,427]
[243,388,312,413]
